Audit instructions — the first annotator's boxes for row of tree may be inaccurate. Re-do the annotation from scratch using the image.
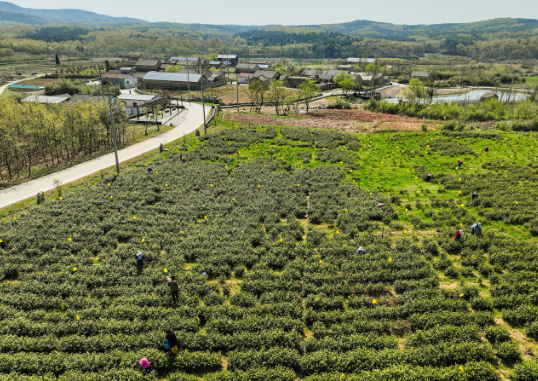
[245,79,321,114]
[0,98,127,183]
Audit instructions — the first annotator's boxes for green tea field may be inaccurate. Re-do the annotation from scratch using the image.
[1,123,538,380]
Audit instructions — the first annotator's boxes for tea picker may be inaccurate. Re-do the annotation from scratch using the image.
[457,159,463,168]
[455,229,464,242]
[424,173,433,182]
[138,358,152,373]
[355,246,366,255]
[166,275,179,305]
[471,222,482,235]
[164,330,179,354]
[135,251,144,269]
[472,191,479,201]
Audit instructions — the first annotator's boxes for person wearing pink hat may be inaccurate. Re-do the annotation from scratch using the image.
[138,358,153,372]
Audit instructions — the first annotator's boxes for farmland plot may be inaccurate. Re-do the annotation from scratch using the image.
[1,125,537,380]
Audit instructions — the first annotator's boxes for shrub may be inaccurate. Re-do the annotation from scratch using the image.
[494,341,521,361]
[511,361,538,381]
[471,297,493,311]
[485,326,511,343]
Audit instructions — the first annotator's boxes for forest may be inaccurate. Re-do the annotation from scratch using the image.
[1,17,538,62]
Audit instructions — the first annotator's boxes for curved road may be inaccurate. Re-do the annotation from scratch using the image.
[0,102,209,209]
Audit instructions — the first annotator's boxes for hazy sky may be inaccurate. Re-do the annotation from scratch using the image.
[9,0,538,25]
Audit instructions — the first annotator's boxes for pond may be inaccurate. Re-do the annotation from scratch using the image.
[385,89,531,104]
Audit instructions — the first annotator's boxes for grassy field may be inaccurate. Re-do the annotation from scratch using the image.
[1,119,538,380]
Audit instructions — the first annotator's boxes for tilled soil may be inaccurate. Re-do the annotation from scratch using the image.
[226,108,438,132]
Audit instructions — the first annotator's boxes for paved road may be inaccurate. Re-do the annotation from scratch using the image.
[0,102,209,209]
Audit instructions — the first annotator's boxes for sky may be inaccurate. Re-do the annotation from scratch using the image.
[9,0,538,25]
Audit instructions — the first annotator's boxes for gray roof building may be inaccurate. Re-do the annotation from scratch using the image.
[135,60,162,72]
[411,71,430,78]
[252,70,280,81]
[235,63,260,73]
[347,58,377,64]
[143,72,203,83]
[217,54,237,59]
[22,94,71,104]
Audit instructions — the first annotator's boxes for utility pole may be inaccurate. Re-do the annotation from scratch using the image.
[106,87,120,174]
[236,73,239,113]
[201,75,207,135]
[186,57,191,103]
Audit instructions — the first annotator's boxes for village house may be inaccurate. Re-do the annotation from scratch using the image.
[102,72,137,89]
[118,94,161,115]
[217,54,239,66]
[237,72,253,84]
[22,94,71,104]
[346,57,377,65]
[120,67,136,75]
[235,63,260,74]
[252,70,280,83]
[141,72,207,90]
[169,57,204,71]
[410,71,430,79]
[208,61,222,69]
[135,60,162,72]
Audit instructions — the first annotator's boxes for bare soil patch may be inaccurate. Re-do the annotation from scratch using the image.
[226,109,437,132]
[440,282,458,289]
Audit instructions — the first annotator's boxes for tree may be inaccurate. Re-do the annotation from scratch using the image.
[248,78,270,113]
[55,54,60,65]
[334,73,355,94]
[268,80,286,115]
[405,78,426,103]
[165,65,181,73]
[423,68,437,103]
[298,80,320,113]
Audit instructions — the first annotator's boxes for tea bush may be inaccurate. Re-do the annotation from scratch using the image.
[1,124,537,379]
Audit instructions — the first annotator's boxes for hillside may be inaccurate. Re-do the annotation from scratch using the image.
[0,1,147,24]
[1,122,538,380]
[0,9,50,25]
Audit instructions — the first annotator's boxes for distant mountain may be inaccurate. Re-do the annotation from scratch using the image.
[0,1,147,24]
[311,18,538,39]
[0,9,50,25]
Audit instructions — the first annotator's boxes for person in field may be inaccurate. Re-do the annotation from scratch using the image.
[424,173,433,182]
[164,330,179,353]
[455,229,464,241]
[472,191,479,200]
[471,222,482,235]
[135,251,144,270]
[457,159,463,168]
[167,275,179,305]
[138,358,152,372]
[355,246,366,255]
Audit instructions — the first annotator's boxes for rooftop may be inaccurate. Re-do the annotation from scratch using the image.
[143,72,203,83]
[347,58,376,64]
[118,94,160,102]
[136,60,161,67]
[411,71,430,77]
[252,70,279,79]
[218,54,237,59]
[22,94,70,104]
[103,73,130,79]
[170,57,199,62]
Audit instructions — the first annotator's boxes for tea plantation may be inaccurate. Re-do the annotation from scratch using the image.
[1,124,538,381]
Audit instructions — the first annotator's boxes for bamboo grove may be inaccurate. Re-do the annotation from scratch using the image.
[0,98,128,182]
